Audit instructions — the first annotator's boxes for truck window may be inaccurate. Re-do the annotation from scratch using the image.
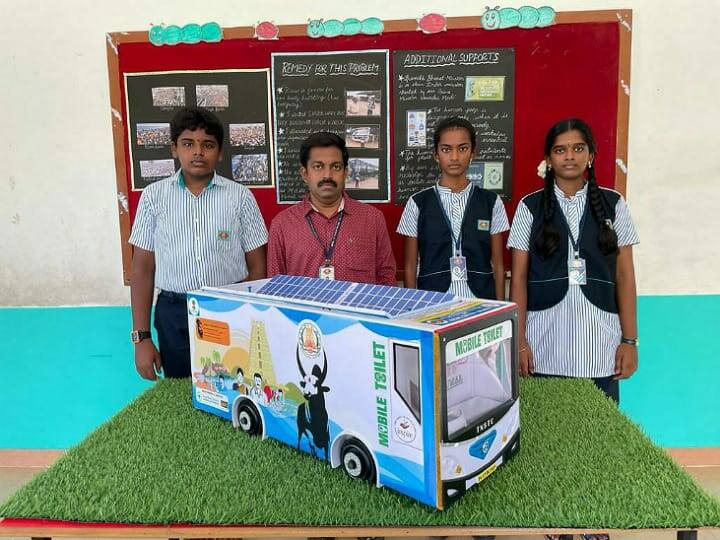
[393,344,421,423]
[445,328,513,439]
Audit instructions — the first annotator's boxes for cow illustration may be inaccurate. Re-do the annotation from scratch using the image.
[296,349,330,459]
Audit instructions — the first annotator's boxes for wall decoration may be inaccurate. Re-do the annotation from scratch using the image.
[149,22,223,46]
[255,21,280,40]
[418,13,447,34]
[307,17,384,39]
[480,6,556,30]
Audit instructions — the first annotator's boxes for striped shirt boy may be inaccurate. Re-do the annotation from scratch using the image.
[129,170,268,293]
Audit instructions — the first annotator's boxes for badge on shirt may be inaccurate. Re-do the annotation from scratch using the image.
[477,219,490,231]
[217,230,230,241]
[450,255,467,282]
[568,258,587,286]
[319,264,335,281]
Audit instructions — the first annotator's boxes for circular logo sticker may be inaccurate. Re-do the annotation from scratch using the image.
[487,169,502,186]
[187,297,200,316]
[393,416,417,443]
[298,320,322,358]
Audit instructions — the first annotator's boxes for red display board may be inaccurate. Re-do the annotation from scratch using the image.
[107,11,632,284]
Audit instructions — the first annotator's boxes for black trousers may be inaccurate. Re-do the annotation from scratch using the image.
[154,291,191,378]
[533,373,619,404]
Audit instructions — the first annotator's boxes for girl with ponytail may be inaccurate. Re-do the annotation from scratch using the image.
[507,118,639,405]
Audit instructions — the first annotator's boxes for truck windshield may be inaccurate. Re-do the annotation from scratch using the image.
[445,320,513,439]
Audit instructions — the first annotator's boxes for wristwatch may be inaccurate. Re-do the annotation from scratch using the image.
[621,337,638,346]
[131,330,152,344]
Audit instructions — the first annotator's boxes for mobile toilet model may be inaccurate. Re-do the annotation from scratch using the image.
[188,275,520,509]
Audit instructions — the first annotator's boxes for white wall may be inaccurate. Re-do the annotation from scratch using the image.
[1,0,718,305]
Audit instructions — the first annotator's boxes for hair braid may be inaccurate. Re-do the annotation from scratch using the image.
[534,167,562,259]
[586,165,619,256]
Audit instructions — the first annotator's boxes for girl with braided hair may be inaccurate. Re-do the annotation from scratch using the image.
[507,118,639,404]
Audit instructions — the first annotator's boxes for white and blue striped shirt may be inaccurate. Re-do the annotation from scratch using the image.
[129,170,268,293]
[507,183,639,378]
[397,182,509,298]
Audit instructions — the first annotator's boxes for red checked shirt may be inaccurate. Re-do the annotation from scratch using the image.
[267,193,396,286]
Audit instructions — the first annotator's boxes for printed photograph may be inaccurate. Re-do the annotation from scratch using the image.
[467,161,504,189]
[139,159,175,179]
[345,90,381,117]
[229,123,266,147]
[467,161,485,187]
[151,87,186,107]
[483,162,504,189]
[465,76,505,102]
[196,84,230,107]
[347,157,380,190]
[345,125,380,149]
[136,123,171,146]
[407,110,427,148]
[231,154,269,185]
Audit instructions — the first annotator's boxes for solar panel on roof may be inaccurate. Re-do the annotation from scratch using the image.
[256,275,457,318]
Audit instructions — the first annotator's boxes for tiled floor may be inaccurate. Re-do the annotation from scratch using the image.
[1,460,719,540]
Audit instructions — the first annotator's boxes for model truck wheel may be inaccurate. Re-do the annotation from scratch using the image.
[341,441,376,483]
[237,402,262,436]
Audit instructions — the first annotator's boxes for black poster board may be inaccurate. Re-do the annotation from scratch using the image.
[272,50,390,203]
[125,69,273,190]
[393,49,515,203]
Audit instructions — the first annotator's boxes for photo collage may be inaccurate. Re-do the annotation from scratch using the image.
[344,90,382,191]
[125,70,273,191]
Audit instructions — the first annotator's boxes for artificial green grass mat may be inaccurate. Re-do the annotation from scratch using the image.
[2,378,719,528]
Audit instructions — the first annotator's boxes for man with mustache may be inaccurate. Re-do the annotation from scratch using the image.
[267,132,396,285]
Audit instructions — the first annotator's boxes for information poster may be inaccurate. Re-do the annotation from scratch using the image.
[393,49,515,203]
[125,69,274,191]
[272,50,390,203]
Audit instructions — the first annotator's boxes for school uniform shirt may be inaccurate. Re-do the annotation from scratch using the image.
[507,183,639,378]
[267,192,396,286]
[128,170,268,293]
[396,182,509,298]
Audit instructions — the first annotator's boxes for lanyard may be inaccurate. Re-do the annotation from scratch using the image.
[556,196,589,257]
[433,184,474,253]
[305,210,345,264]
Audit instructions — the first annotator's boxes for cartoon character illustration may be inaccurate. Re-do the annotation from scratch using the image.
[360,17,384,35]
[149,25,165,46]
[263,384,274,403]
[200,22,223,43]
[232,367,249,395]
[163,25,182,45]
[535,6,556,27]
[270,388,286,412]
[180,23,202,44]
[322,19,344,38]
[307,19,324,38]
[480,6,555,30]
[149,21,223,46]
[255,21,280,40]
[342,18,362,36]
[418,13,447,34]
[250,372,269,404]
[296,349,330,459]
